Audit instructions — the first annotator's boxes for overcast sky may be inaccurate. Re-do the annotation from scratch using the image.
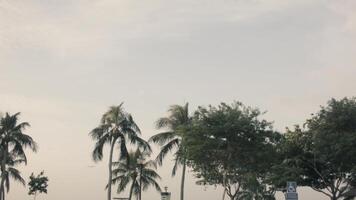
[1,0,356,200]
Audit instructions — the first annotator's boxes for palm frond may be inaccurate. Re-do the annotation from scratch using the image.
[155,117,172,129]
[127,134,152,153]
[172,156,181,176]
[156,138,180,166]
[148,131,175,146]
[8,167,25,186]
[5,173,10,192]
[92,135,111,161]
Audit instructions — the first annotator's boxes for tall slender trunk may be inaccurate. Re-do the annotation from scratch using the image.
[0,151,6,200]
[139,165,142,200]
[330,194,338,200]
[108,138,117,200]
[128,180,135,200]
[180,160,186,200]
[0,173,5,200]
[222,189,226,200]
[0,177,3,200]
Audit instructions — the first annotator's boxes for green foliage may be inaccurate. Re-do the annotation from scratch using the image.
[89,104,151,200]
[28,171,48,198]
[90,103,151,163]
[271,97,356,200]
[0,112,37,200]
[149,103,191,172]
[185,102,281,200]
[111,150,161,200]
[149,103,191,200]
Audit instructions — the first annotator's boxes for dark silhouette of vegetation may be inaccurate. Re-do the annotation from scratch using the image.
[270,98,356,200]
[111,150,161,200]
[149,103,191,200]
[28,171,48,200]
[1,97,355,200]
[0,113,37,200]
[90,104,150,200]
[185,102,281,200]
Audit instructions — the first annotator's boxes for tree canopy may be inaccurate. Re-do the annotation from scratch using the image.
[111,150,161,200]
[185,102,281,200]
[28,171,49,200]
[271,98,356,200]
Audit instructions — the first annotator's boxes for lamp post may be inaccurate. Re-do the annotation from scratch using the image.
[161,186,171,200]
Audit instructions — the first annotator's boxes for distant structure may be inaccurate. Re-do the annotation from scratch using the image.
[285,182,298,200]
[161,186,171,200]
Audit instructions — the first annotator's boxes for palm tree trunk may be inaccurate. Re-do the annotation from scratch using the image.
[108,139,117,200]
[330,194,338,200]
[139,165,143,200]
[0,179,5,200]
[128,181,135,200]
[0,159,6,200]
[180,160,186,200]
[0,178,3,200]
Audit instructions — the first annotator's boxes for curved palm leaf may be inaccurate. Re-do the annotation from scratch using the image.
[89,104,150,200]
[148,103,191,200]
[0,112,37,199]
[111,150,161,200]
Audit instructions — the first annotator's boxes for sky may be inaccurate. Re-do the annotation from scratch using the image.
[0,0,356,199]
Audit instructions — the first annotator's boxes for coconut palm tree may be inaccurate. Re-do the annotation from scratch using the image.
[0,156,26,200]
[0,113,37,200]
[148,103,191,200]
[111,150,161,200]
[90,104,151,200]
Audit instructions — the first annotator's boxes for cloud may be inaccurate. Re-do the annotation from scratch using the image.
[328,0,356,33]
[0,93,102,122]
[1,1,355,200]
[0,0,321,59]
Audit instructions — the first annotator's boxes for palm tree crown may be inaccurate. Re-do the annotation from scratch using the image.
[111,150,161,200]
[0,113,37,200]
[89,104,151,200]
[149,103,191,200]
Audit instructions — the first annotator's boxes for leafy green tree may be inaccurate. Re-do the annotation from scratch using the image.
[28,171,48,200]
[149,103,191,200]
[111,150,161,200]
[272,98,356,200]
[0,113,37,200]
[185,102,280,200]
[90,104,150,200]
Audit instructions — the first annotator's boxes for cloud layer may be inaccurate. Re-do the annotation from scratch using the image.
[1,1,355,200]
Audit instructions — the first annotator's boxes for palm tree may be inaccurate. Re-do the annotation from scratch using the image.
[0,113,37,200]
[111,150,161,200]
[90,104,151,200]
[0,156,26,200]
[148,103,191,200]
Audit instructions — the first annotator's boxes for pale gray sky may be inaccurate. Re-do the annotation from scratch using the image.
[1,0,356,199]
